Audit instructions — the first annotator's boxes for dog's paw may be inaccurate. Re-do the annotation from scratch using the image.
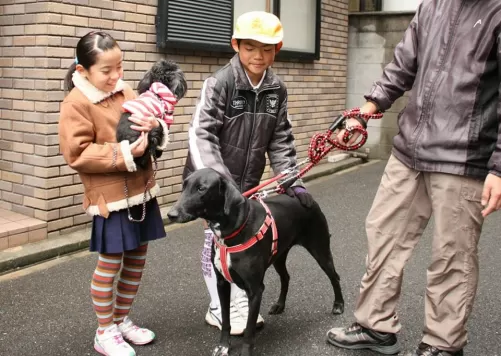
[239,344,253,356]
[268,302,285,315]
[332,302,344,315]
[212,345,229,356]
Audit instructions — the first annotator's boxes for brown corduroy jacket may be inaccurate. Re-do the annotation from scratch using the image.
[58,72,167,218]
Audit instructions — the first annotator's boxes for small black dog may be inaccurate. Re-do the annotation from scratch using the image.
[167,168,344,356]
[116,59,187,169]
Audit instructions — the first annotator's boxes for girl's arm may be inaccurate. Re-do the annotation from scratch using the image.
[59,101,137,174]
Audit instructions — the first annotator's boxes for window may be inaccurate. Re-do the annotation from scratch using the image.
[349,0,421,12]
[157,0,321,60]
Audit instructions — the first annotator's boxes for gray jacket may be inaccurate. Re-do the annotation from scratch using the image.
[366,0,501,179]
[183,54,302,192]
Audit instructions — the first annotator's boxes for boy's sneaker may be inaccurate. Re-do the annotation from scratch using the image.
[117,316,155,345]
[205,298,264,336]
[326,322,401,355]
[232,290,264,330]
[94,324,135,356]
[413,343,464,356]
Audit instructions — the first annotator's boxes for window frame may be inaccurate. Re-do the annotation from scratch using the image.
[156,0,322,61]
[274,0,322,61]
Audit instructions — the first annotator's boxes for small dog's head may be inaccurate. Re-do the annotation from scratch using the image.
[137,59,187,100]
[167,168,244,224]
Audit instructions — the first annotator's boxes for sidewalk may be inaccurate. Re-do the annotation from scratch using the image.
[0,155,365,274]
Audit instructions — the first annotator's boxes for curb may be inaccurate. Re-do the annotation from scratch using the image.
[0,156,364,275]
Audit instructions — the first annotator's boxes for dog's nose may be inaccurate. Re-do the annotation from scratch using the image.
[167,207,179,221]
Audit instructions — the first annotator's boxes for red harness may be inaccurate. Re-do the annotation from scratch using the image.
[213,196,278,283]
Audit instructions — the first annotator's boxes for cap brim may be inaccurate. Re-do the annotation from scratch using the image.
[232,34,283,45]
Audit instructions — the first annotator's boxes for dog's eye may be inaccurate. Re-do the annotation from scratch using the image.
[196,185,205,193]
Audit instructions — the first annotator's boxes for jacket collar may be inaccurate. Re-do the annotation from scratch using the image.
[230,54,280,91]
[72,71,125,104]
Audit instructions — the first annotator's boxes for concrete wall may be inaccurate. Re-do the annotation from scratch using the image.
[0,0,349,242]
[346,12,414,159]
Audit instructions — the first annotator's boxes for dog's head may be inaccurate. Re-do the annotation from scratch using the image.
[167,168,244,224]
[137,59,188,100]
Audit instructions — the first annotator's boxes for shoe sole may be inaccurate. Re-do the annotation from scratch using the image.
[326,335,401,355]
[94,343,135,356]
[123,336,155,346]
[205,315,264,336]
[94,340,136,356]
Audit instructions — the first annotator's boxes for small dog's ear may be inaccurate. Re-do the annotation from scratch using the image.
[223,178,242,215]
[137,70,153,94]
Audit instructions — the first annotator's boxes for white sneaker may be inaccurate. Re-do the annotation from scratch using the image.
[205,293,264,336]
[232,290,265,330]
[117,316,156,345]
[94,324,136,356]
[205,304,247,336]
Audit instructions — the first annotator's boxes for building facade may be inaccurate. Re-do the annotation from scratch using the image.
[0,0,349,249]
[346,0,418,158]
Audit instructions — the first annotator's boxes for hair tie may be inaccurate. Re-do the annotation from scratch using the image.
[75,57,79,65]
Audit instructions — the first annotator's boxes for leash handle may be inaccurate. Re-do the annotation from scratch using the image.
[243,107,383,197]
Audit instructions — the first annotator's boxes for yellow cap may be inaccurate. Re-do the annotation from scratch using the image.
[232,11,284,45]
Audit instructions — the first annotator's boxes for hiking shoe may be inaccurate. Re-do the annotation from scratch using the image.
[326,322,400,355]
[117,316,155,345]
[94,324,136,356]
[232,290,264,330]
[414,343,464,356]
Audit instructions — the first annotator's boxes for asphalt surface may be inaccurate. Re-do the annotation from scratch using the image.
[1,160,500,356]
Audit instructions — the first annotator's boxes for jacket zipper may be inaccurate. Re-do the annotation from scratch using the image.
[411,0,465,168]
[240,85,280,192]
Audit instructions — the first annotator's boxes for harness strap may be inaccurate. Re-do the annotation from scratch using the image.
[213,197,278,283]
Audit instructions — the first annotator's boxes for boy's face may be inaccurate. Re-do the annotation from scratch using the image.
[232,39,276,80]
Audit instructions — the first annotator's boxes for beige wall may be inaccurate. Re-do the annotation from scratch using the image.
[0,0,349,240]
[346,12,414,159]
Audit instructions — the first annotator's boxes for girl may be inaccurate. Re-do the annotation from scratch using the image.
[59,31,167,356]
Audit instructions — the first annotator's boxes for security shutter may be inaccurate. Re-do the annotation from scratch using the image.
[156,0,234,52]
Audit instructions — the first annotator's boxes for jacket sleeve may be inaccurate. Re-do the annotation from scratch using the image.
[487,33,501,177]
[59,101,137,174]
[267,89,303,187]
[364,5,421,111]
[188,77,232,180]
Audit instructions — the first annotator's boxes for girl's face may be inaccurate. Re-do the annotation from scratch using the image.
[77,46,123,92]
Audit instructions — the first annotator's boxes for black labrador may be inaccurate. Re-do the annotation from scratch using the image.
[167,168,344,356]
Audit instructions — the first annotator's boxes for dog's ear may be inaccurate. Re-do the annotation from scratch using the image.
[137,70,153,94]
[223,178,243,215]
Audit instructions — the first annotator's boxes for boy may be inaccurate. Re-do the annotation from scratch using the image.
[183,11,313,335]
[326,1,501,355]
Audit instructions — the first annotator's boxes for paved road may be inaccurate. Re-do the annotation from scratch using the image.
[1,160,500,356]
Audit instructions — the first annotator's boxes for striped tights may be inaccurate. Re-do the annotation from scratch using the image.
[90,243,148,331]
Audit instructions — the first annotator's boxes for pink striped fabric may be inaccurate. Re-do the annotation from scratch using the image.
[122,82,177,127]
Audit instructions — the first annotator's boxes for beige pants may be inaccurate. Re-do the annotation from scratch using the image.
[354,155,484,351]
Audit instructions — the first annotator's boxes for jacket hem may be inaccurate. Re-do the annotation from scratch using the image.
[391,148,487,180]
[85,184,160,216]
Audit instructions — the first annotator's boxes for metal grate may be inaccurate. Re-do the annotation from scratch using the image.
[156,0,233,51]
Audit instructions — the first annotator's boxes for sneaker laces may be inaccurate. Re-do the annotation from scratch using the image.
[232,291,249,317]
[112,334,125,345]
[345,322,363,333]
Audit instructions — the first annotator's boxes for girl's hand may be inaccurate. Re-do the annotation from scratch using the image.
[130,132,149,157]
[128,115,159,133]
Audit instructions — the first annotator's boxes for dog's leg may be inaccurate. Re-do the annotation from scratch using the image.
[269,248,291,315]
[303,241,344,315]
[212,269,231,356]
[240,284,264,356]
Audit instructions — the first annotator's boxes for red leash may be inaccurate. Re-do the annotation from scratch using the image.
[243,108,383,198]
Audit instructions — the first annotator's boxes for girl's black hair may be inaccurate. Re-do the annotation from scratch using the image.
[64,31,119,92]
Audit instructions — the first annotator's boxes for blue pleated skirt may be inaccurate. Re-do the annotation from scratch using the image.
[90,198,166,254]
